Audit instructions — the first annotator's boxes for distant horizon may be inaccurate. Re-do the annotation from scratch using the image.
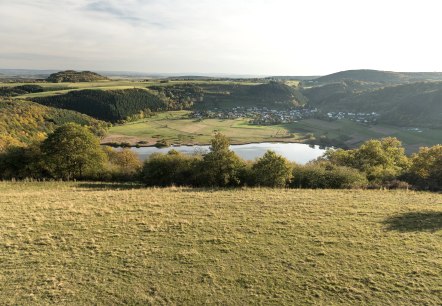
[1,1,442,75]
[2,68,442,79]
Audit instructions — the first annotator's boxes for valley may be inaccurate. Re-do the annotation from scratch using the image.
[2,69,442,153]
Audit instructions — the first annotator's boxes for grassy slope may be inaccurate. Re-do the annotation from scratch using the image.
[0,182,441,304]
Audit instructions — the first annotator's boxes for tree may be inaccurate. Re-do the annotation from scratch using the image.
[408,145,442,190]
[326,137,410,183]
[41,123,106,180]
[0,143,46,179]
[198,133,245,187]
[252,150,292,187]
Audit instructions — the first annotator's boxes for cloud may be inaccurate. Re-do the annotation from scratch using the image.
[83,0,164,27]
[0,0,442,74]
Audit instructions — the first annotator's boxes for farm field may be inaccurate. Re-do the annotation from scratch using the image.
[106,111,442,151]
[0,182,441,304]
[105,111,302,146]
[1,80,261,99]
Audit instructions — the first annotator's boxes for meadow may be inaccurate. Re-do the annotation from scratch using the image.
[0,182,441,304]
[107,111,442,151]
[106,111,301,146]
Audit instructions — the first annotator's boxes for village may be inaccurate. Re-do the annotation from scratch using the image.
[191,107,381,125]
[325,111,380,124]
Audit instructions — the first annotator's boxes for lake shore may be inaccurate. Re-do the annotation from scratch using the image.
[101,135,308,148]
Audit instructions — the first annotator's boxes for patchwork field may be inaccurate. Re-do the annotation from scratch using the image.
[0,182,441,304]
[106,111,442,152]
[105,111,301,146]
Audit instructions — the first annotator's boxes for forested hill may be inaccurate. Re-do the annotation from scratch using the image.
[307,81,442,128]
[311,69,442,84]
[248,82,307,106]
[0,85,44,97]
[185,81,307,110]
[31,88,192,122]
[0,99,107,151]
[46,70,108,83]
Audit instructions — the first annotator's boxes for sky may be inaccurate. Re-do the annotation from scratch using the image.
[0,0,442,75]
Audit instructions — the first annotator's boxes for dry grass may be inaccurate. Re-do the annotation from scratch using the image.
[0,182,441,304]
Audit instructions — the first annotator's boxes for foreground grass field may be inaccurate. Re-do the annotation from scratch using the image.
[0,182,441,304]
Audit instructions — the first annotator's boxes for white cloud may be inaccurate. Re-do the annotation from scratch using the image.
[0,0,441,74]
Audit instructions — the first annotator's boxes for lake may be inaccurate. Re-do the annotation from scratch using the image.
[124,143,327,164]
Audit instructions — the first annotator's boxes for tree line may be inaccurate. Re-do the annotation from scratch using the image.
[0,123,441,190]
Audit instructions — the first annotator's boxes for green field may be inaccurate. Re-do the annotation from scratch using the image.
[106,111,302,145]
[1,80,261,99]
[106,112,442,151]
[0,182,441,304]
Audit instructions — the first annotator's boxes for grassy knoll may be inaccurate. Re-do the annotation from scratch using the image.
[0,182,441,304]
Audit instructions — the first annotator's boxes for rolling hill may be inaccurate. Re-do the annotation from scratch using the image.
[0,99,107,151]
[46,70,109,83]
[310,69,442,84]
[189,82,307,110]
[306,81,442,128]
[0,85,44,97]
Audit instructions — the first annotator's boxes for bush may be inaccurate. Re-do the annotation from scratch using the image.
[0,143,46,180]
[141,150,199,186]
[406,145,442,190]
[102,147,142,181]
[325,137,410,184]
[291,162,368,189]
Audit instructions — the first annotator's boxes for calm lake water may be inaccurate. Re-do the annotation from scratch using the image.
[125,143,327,164]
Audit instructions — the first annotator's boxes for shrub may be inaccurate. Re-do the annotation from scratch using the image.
[325,137,410,184]
[0,143,46,180]
[291,162,368,189]
[141,150,199,186]
[103,147,142,181]
[251,150,292,187]
[406,145,442,190]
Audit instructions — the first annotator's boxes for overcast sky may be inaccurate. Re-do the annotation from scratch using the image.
[0,0,441,75]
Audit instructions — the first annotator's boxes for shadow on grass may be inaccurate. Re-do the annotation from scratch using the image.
[76,182,201,192]
[77,183,146,190]
[383,211,442,232]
